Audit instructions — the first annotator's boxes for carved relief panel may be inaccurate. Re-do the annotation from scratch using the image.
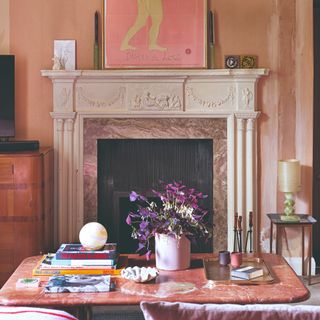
[76,83,126,111]
[185,82,236,111]
[53,82,73,112]
[237,83,256,111]
[127,82,183,112]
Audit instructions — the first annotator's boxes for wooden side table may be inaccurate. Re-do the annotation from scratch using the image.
[267,213,317,285]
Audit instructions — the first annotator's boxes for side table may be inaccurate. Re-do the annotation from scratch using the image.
[267,213,317,285]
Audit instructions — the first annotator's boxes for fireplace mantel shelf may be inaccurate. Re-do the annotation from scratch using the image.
[42,68,268,250]
[41,68,268,79]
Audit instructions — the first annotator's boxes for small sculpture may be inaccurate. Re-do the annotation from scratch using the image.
[52,55,65,70]
[79,222,108,250]
[121,266,159,283]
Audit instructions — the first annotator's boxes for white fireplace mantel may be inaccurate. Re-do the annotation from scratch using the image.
[41,68,268,250]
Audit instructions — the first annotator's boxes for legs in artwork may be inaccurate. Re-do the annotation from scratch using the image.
[120,0,166,51]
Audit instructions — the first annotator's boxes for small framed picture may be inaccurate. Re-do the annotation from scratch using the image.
[53,40,76,70]
[102,0,207,69]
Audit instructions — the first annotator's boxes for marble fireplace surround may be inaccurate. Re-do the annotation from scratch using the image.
[41,69,268,251]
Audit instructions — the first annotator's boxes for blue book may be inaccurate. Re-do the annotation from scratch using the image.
[50,255,117,267]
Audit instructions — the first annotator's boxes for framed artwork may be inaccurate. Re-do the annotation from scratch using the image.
[103,0,207,69]
[53,40,76,70]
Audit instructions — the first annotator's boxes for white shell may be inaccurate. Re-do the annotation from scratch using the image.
[121,266,159,283]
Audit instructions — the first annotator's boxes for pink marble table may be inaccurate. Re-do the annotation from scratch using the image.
[0,253,309,308]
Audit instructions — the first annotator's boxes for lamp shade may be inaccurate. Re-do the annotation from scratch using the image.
[278,159,301,193]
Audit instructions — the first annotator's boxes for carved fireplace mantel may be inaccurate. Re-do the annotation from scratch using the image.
[41,68,268,251]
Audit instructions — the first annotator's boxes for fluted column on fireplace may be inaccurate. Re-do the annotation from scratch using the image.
[48,72,78,246]
[234,114,259,251]
[50,113,76,246]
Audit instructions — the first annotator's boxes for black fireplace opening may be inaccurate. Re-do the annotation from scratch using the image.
[97,139,213,253]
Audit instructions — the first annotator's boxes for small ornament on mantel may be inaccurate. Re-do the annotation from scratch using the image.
[52,55,65,70]
[53,40,76,70]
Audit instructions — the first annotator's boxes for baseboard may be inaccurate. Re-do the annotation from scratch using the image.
[284,256,316,276]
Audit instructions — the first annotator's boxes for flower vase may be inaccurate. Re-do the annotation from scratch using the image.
[155,233,191,270]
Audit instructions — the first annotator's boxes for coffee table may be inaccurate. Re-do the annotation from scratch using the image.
[0,253,310,320]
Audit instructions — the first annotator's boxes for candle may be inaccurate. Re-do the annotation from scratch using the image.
[209,10,215,45]
[94,11,99,69]
[95,11,99,44]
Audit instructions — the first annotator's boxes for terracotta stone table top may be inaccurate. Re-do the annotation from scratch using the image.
[0,253,309,307]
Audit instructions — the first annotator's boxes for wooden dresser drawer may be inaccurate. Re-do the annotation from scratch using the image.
[0,148,53,287]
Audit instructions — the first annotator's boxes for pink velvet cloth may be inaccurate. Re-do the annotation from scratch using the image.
[0,307,78,320]
[140,301,320,320]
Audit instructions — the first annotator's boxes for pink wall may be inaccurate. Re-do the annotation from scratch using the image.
[10,0,101,145]
[9,0,313,252]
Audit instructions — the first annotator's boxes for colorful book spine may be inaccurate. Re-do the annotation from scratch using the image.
[33,267,122,276]
[55,251,117,260]
[40,263,116,270]
[50,257,117,267]
[56,243,117,259]
[32,255,123,276]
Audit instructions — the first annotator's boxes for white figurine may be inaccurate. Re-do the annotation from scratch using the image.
[52,55,65,70]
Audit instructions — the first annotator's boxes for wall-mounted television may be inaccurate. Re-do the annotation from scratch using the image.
[0,55,15,139]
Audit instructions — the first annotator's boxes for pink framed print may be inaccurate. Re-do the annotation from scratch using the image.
[103,0,207,68]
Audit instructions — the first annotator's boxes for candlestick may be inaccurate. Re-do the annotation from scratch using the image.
[233,212,238,252]
[208,10,215,69]
[95,11,99,44]
[94,11,99,70]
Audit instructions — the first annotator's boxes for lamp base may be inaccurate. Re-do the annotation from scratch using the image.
[280,214,300,222]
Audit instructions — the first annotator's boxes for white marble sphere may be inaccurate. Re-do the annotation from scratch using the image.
[79,222,108,250]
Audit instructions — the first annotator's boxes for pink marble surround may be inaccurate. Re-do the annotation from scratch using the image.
[83,118,227,251]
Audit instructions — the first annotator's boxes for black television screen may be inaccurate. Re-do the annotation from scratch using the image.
[0,55,15,138]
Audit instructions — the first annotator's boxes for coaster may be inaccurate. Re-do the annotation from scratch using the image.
[225,55,240,69]
[16,278,40,288]
[240,55,257,68]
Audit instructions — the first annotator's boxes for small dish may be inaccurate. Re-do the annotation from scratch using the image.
[121,266,159,283]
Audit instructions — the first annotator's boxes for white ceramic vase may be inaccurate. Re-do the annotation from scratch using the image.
[155,233,191,270]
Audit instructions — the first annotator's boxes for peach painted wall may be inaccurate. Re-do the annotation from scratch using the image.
[9,0,101,145]
[8,0,313,252]
[0,0,10,53]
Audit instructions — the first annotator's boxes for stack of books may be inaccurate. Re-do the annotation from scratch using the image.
[33,243,125,276]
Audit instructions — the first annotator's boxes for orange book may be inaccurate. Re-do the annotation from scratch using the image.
[32,255,127,276]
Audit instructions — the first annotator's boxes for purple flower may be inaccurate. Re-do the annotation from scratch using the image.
[126,182,212,259]
[126,215,132,225]
[130,191,139,202]
[146,250,152,261]
[139,221,149,230]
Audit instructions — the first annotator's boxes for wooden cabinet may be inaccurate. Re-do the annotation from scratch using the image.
[0,148,53,287]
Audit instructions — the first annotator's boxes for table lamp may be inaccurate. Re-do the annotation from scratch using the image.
[278,159,301,221]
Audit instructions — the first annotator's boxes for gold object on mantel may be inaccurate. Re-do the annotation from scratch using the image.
[203,256,275,285]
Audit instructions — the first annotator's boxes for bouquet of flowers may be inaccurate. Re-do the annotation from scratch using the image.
[126,181,212,259]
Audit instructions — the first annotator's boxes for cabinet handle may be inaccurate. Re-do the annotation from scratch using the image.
[11,164,14,175]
